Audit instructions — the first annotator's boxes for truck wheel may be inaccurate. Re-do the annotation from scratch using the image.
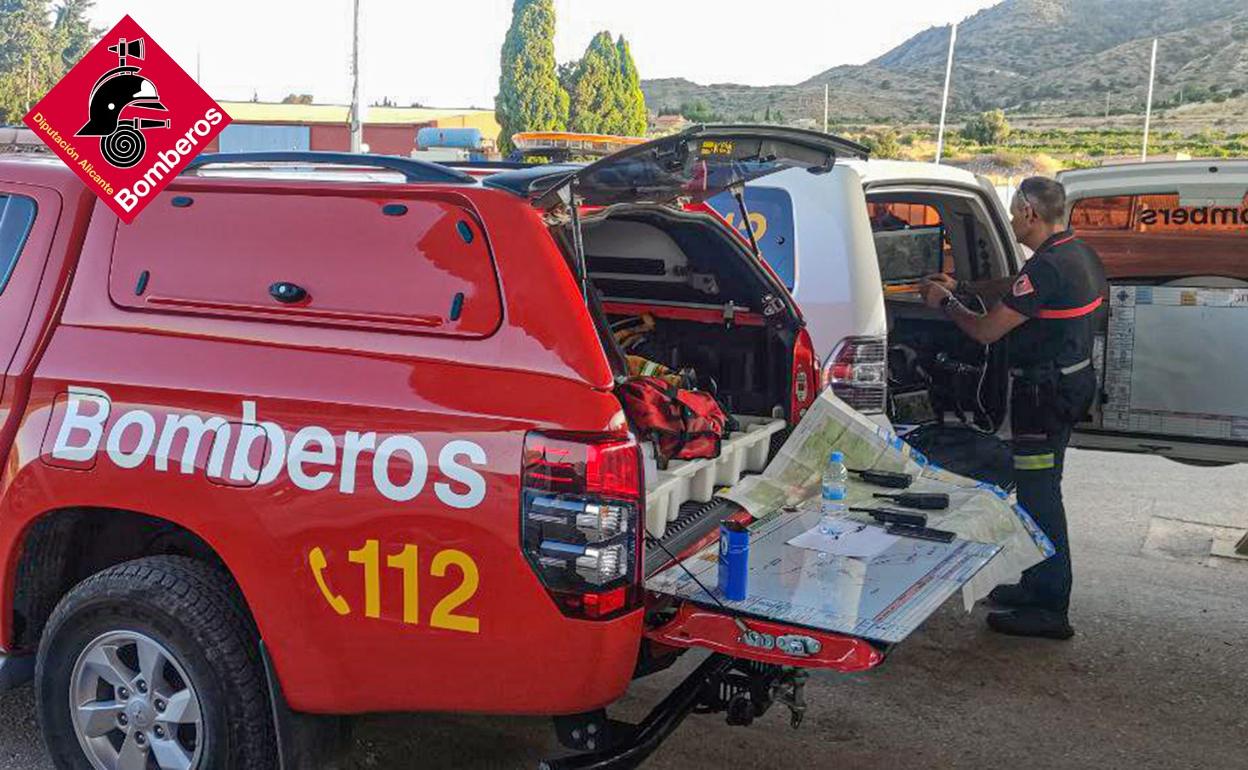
[35,556,277,770]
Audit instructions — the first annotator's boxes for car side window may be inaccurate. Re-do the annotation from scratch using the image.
[0,195,38,295]
[868,202,949,284]
[108,190,503,338]
[706,186,796,289]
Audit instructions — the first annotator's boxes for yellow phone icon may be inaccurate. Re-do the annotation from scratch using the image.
[309,547,350,616]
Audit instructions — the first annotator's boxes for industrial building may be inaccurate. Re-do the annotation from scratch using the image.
[203,102,501,157]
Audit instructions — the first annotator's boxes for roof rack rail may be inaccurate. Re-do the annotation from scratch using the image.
[437,160,531,171]
[184,151,477,184]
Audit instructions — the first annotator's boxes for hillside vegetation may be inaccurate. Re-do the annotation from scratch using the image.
[643,0,1248,132]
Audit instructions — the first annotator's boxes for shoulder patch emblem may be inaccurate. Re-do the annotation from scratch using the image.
[1013,275,1035,297]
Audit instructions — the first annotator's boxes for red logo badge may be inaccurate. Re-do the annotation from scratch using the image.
[22,15,230,223]
[1013,275,1035,297]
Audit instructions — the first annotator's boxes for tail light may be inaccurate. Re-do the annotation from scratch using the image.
[823,335,887,414]
[521,432,644,620]
[790,327,819,422]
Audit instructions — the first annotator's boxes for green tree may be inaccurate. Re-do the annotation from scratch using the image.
[0,1,50,121]
[680,99,721,123]
[556,59,577,97]
[566,31,622,134]
[495,0,567,154]
[51,0,98,70]
[862,128,902,159]
[961,109,1011,145]
[614,35,646,136]
[0,0,100,123]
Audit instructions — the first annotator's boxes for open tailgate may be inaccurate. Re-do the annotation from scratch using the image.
[645,502,1000,668]
[643,390,1050,670]
[533,124,868,210]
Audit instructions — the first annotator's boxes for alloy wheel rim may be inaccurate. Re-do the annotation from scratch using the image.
[69,630,205,770]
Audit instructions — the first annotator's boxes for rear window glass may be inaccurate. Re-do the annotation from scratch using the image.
[869,202,940,230]
[109,190,502,337]
[0,195,37,294]
[708,186,796,289]
[1071,193,1248,280]
[867,203,950,284]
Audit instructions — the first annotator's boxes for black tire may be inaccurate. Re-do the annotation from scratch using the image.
[35,556,278,770]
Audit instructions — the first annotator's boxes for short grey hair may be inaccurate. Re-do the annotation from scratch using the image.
[1017,177,1067,224]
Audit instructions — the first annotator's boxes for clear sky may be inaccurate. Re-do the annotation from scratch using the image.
[89,0,999,108]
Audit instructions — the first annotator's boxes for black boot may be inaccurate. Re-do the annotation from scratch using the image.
[986,583,1039,609]
[987,609,1074,640]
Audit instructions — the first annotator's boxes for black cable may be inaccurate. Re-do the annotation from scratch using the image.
[646,533,757,635]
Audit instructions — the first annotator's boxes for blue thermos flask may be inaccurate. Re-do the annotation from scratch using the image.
[718,521,750,601]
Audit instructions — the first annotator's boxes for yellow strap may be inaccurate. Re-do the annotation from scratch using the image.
[1014,453,1056,471]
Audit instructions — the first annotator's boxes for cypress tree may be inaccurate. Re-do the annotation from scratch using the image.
[615,35,647,136]
[495,0,568,155]
[567,31,622,135]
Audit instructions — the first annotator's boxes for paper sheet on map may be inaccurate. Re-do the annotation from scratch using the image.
[787,517,899,559]
[721,390,1055,609]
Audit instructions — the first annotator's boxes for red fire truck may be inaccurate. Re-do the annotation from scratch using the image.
[0,127,893,769]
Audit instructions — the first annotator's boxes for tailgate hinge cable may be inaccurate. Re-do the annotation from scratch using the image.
[568,180,590,308]
[646,535,756,640]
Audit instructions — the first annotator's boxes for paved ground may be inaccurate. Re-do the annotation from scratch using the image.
[3,449,1246,769]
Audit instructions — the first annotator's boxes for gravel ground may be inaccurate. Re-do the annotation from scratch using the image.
[3,448,1246,769]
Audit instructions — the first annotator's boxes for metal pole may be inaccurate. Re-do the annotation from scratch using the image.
[349,0,363,154]
[824,83,829,134]
[935,23,957,164]
[1141,38,1157,163]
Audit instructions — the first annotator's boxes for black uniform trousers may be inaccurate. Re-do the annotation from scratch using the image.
[1010,366,1096,616]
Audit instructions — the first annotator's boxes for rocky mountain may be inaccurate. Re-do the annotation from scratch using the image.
[641,0,1248,124]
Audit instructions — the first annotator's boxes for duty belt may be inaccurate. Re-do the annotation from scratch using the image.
[1009,358,1091,378]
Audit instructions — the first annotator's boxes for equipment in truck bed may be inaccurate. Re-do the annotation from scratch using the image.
[644,415,785,537]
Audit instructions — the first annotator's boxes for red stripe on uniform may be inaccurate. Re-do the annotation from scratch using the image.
[1046,234,1076,249]
[1036,296,1103,319]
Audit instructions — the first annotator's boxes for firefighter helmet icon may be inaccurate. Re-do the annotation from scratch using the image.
[75,37,170,168]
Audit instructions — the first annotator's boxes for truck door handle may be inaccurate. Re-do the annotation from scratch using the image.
[269,281,308,304]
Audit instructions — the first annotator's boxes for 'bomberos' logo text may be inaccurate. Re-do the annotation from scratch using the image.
[48,387,489,509]
[22,15,230,223]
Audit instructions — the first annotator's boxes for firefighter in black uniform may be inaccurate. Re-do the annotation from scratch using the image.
[921,177,1105,640]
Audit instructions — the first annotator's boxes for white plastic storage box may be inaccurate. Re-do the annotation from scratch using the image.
[643,415,785,538]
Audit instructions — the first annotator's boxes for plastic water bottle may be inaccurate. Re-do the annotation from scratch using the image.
[821,450,848,515]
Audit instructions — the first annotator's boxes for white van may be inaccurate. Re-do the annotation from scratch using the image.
[709,158,1248,466]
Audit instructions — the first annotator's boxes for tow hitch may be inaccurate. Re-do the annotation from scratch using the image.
[699,660,808,729]
[540,654,807,770]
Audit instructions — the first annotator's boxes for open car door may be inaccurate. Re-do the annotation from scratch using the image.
[1058,160,1248,465]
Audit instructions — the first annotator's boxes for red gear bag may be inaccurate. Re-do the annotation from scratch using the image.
[618,377,729,466]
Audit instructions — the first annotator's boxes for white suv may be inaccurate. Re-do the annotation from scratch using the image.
[709,158,1248,465]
